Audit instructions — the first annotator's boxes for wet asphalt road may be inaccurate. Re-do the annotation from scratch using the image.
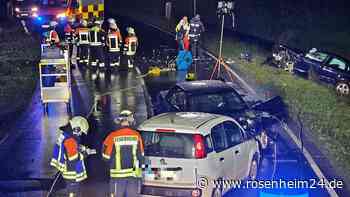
[0,16,347,197]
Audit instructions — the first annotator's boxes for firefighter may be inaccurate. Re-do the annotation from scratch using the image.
[102,110,144,197]
[124,27,138,68]
[188,14,205,60]
[45,21,60,46]
[64,17,76,59]
[175,16,190,51]
[50,116,96,197]
[76,20,90,64]
[106,21,122,68]
[89,20,105,68]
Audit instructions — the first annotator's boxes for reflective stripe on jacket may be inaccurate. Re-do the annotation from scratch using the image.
[107,30,122,52]
[89,26,103,46]
[124,36,138,56]
[77,27,90,45]
[50,126,87,182]
[102,127,144,178]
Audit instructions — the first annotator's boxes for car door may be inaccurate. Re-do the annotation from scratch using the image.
[210,123,230,181]
[319,56,348,84]
[222,120,250,180]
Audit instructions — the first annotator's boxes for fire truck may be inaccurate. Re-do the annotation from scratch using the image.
[31,0,103,28]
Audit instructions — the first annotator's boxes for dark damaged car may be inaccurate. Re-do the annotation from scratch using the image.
[153,80,288,152]
[293,48,350,95]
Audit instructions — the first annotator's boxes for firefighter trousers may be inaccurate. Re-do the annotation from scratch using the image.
[90,45,104,66]
[190,40,199,60]
[110,177,141,197]
[108,51,120,67]
[126,55,135,68]
[78,44,89,63]
[66,180,81,197]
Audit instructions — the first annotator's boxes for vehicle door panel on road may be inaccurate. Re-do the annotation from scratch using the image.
[319,56,348,84]
[222,121,249,180]
[166,87,187,112]
[210,123,230,182]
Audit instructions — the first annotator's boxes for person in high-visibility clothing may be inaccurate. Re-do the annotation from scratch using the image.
[46,21,60,46]
[89,20,105,68]
[124,27,138,68]
[64,17,76,59]
[102,110,144,197]
[175,16,189,51]
[76,20,90,64]
[50,116,96,197]
[106,20,122,68]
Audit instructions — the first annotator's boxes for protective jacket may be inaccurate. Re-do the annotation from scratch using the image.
[64,24,74,43]
[124,35,138,56]
[107,30,122,52]
[102,127,144,178]
[175,19,190,40]
[48,30,60,44]
[189,17,205,41]
[77,27,90,45]
[89,26,104,46]
[50,124,87,182]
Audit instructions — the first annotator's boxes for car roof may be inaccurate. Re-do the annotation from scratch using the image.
[138,112,226,135]
[175,80,235,95]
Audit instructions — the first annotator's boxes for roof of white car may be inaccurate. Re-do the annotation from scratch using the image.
[138,112,224,135]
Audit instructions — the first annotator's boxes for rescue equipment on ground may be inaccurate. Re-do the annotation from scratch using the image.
[176,50,193,70]
[39,44,71,114]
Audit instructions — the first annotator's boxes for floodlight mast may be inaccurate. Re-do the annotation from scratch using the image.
[210,1,235,80]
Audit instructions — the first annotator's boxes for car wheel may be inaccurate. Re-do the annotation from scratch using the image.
[211,187,222,197]
[308,67,318,81]
[336,82,350,96]
[248,155,259,180]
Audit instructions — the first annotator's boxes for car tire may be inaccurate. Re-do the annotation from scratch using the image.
[336,81,350,96]
[248,155,259,180]
[211,187,222,197]
[308,67,318,81]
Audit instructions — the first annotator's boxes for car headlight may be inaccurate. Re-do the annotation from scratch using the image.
[56,13,66,18]
[31,7,38,12]
[15,7,20,12]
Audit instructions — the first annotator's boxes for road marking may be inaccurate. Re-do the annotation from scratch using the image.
[20,20,30,35]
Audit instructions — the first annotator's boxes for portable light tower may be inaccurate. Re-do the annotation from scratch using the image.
[210,0,235,80]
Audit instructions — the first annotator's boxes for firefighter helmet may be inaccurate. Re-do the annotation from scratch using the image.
[50,21,58,27]
[81,20,88,27]
[127,27,135,35]
[70,116,89,135]
[107,18,116,25]
[115,110,135,125]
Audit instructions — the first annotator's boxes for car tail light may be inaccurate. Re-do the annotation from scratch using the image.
[15,7,20,12]
[193,134,206,159]
[192,189,201,197]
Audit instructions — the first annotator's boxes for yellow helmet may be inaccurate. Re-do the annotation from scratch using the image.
[70,116,89,135]
[115,110,135,125]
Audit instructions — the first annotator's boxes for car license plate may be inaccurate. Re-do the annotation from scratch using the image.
[21,14,28,16]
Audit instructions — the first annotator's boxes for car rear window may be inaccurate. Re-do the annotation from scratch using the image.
[141,131,195,158]
[188,92,246,113]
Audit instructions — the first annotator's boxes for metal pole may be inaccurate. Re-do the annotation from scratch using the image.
[193,0,196,16]
[217,14,225,78]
